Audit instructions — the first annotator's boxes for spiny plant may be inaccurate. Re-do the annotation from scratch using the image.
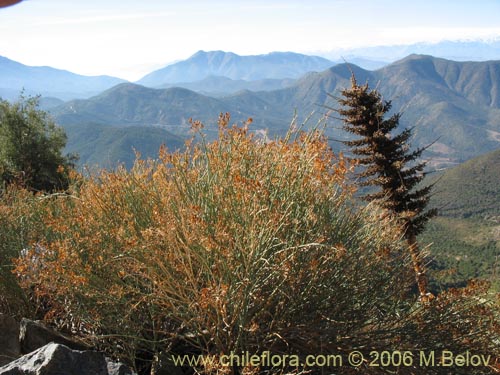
[335,76,437,300]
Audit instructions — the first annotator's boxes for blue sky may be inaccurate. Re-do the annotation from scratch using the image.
[1,0,500,80]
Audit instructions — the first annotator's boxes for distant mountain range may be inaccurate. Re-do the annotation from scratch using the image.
[0,51,386,100]
[136,50,389,89]
[136,50,335,86]
[0,55,126,101]
[4,42,500,102]
[326,39,500,64]
[3,50,500,169]
[52,54,500,168]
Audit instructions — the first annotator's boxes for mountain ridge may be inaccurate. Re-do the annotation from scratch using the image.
[136,50,335,87]
[0,55,126,101]
[54,83,261,130]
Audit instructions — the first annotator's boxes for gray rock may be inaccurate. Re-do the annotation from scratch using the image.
[0,343,136,375]
[106,359,136,375]
[0,314,21,366]
[19,319,89,354]
[0,342,107,375]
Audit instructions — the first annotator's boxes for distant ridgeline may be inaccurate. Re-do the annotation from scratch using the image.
[2,51,500,170]
[50,55,500,169]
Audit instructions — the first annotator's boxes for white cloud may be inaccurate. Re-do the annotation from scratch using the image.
[30,11,177,27]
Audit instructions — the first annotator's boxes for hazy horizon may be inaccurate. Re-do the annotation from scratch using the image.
[1,0,500,80]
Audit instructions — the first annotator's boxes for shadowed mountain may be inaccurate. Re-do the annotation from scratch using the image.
[136,50,334,86]
[0,55,126,101]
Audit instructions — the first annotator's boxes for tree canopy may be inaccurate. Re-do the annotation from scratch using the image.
[0,95,76,192]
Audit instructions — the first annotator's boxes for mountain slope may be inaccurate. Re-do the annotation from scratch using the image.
[419,148,500,291]
[370,55,500,164]
[432,58,500,108]
[63,123,185,169]
[429,148,500,219]
[0,55,126,100]
[136,50,334,86]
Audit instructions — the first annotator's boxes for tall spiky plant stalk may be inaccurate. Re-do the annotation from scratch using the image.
[337,76,437,300]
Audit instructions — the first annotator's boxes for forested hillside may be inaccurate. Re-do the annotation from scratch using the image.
[421,149,500,291]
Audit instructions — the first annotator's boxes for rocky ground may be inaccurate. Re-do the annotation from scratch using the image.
[0,313,136,375]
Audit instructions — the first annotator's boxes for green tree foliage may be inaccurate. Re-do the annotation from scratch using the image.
[0,95,76,192]
[337,76,437,299]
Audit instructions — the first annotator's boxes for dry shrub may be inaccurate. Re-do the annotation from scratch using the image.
[7,115,499,374]
[0,186,53,318]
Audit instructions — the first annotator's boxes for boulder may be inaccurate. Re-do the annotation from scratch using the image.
[0,343,135,375]
[19,318,89,354]
[106,359,136,375]
[0,314,21,366]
